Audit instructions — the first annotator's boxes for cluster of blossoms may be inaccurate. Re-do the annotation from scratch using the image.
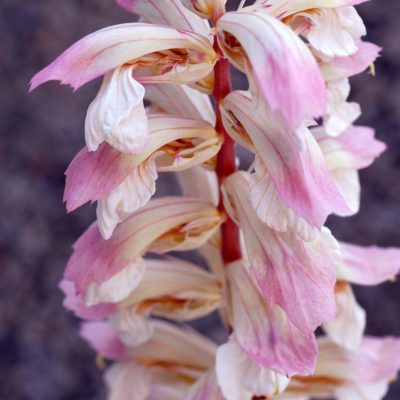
[31,0,400,399]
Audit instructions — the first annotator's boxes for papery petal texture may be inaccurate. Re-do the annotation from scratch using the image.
[186,370,224,400]
[216,338,289,400]
[217,10,326,129]
[30,23,216,91]
[227,260,317,376]
[64,197,222,300]
[121,257,222,321]
[322,283,366,350]
[320,41,381,81]
[85,65,148,153]
[65,114,221,238]
[222,172,339,332]
[59,280,116,320]
[337,242,400,285]
[117,0,211,38]
[145,83,216,124]
[221,91,349,230]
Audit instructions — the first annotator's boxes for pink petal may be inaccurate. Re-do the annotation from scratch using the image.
[321,41,382,81]
[228,261,317,376]
[59,280,116,320]
[334,125,386,169]
[337,242,400,285]
[64,143,136,213]
[64,198,220,296]
[80,321,126,360]
[217,10,326,130]
[30,23,215,91]
[223,172,339,332]
[222,91,349,229]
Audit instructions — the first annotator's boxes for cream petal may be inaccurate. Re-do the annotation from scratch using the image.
[110,310,154,347]
[85,66,148,153]
[323,283,366,350]
[216,338,289,400]
[324,78,361,137]
[181,0,227,19]
[253,0,368,18]
[85,257,146,306]
[297,7,366,58]
[105,361,152,400]
[178,166,219,207]
[96,156,158,239]
[145,84,216,124]
[117,0,211,39]
[186,370,224,400]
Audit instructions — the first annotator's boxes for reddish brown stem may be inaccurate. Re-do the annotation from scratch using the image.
[213,38,242,264]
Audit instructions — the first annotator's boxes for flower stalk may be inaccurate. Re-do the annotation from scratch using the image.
[213,29,242,264]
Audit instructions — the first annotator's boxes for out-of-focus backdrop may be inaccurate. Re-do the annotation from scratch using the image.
[0,1,399,399]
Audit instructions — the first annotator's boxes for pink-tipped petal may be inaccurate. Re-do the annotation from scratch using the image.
[337,242,400,285]
[64,144,137,213]
[64,198,221,297]
[221,91,349,229]
[59,280,116,320]
[30,23,215,91]
[80,321,126,360]
[321,41,382,81]
[223,172,339,332]
[217,10,326,130]
[228,261,318,377]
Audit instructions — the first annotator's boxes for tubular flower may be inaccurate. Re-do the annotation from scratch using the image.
[64,114,222,238]
[31,1,400,399]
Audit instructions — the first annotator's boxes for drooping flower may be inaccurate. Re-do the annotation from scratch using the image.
[30,23,217,153]
[81,319,217,400]
[322,243,400,350]
[224,260,318,377]
[64,197,223,306]
[216,7,327,130]
[222,172,340,332]
[221,90,349,238]
[64,114,222,238]
[279,336,400,400]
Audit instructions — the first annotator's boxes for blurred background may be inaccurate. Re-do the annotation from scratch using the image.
[0,0,399,399]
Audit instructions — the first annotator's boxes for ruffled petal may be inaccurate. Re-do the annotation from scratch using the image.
[217,10,326,130]
[216,338,289,400]
[221,91,349,229]
[64,198,222,297]
[30,23,216,91]
[222,172,339,332]
[85,66,148,153]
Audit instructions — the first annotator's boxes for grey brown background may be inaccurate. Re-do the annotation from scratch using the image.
[0,1,399,399]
